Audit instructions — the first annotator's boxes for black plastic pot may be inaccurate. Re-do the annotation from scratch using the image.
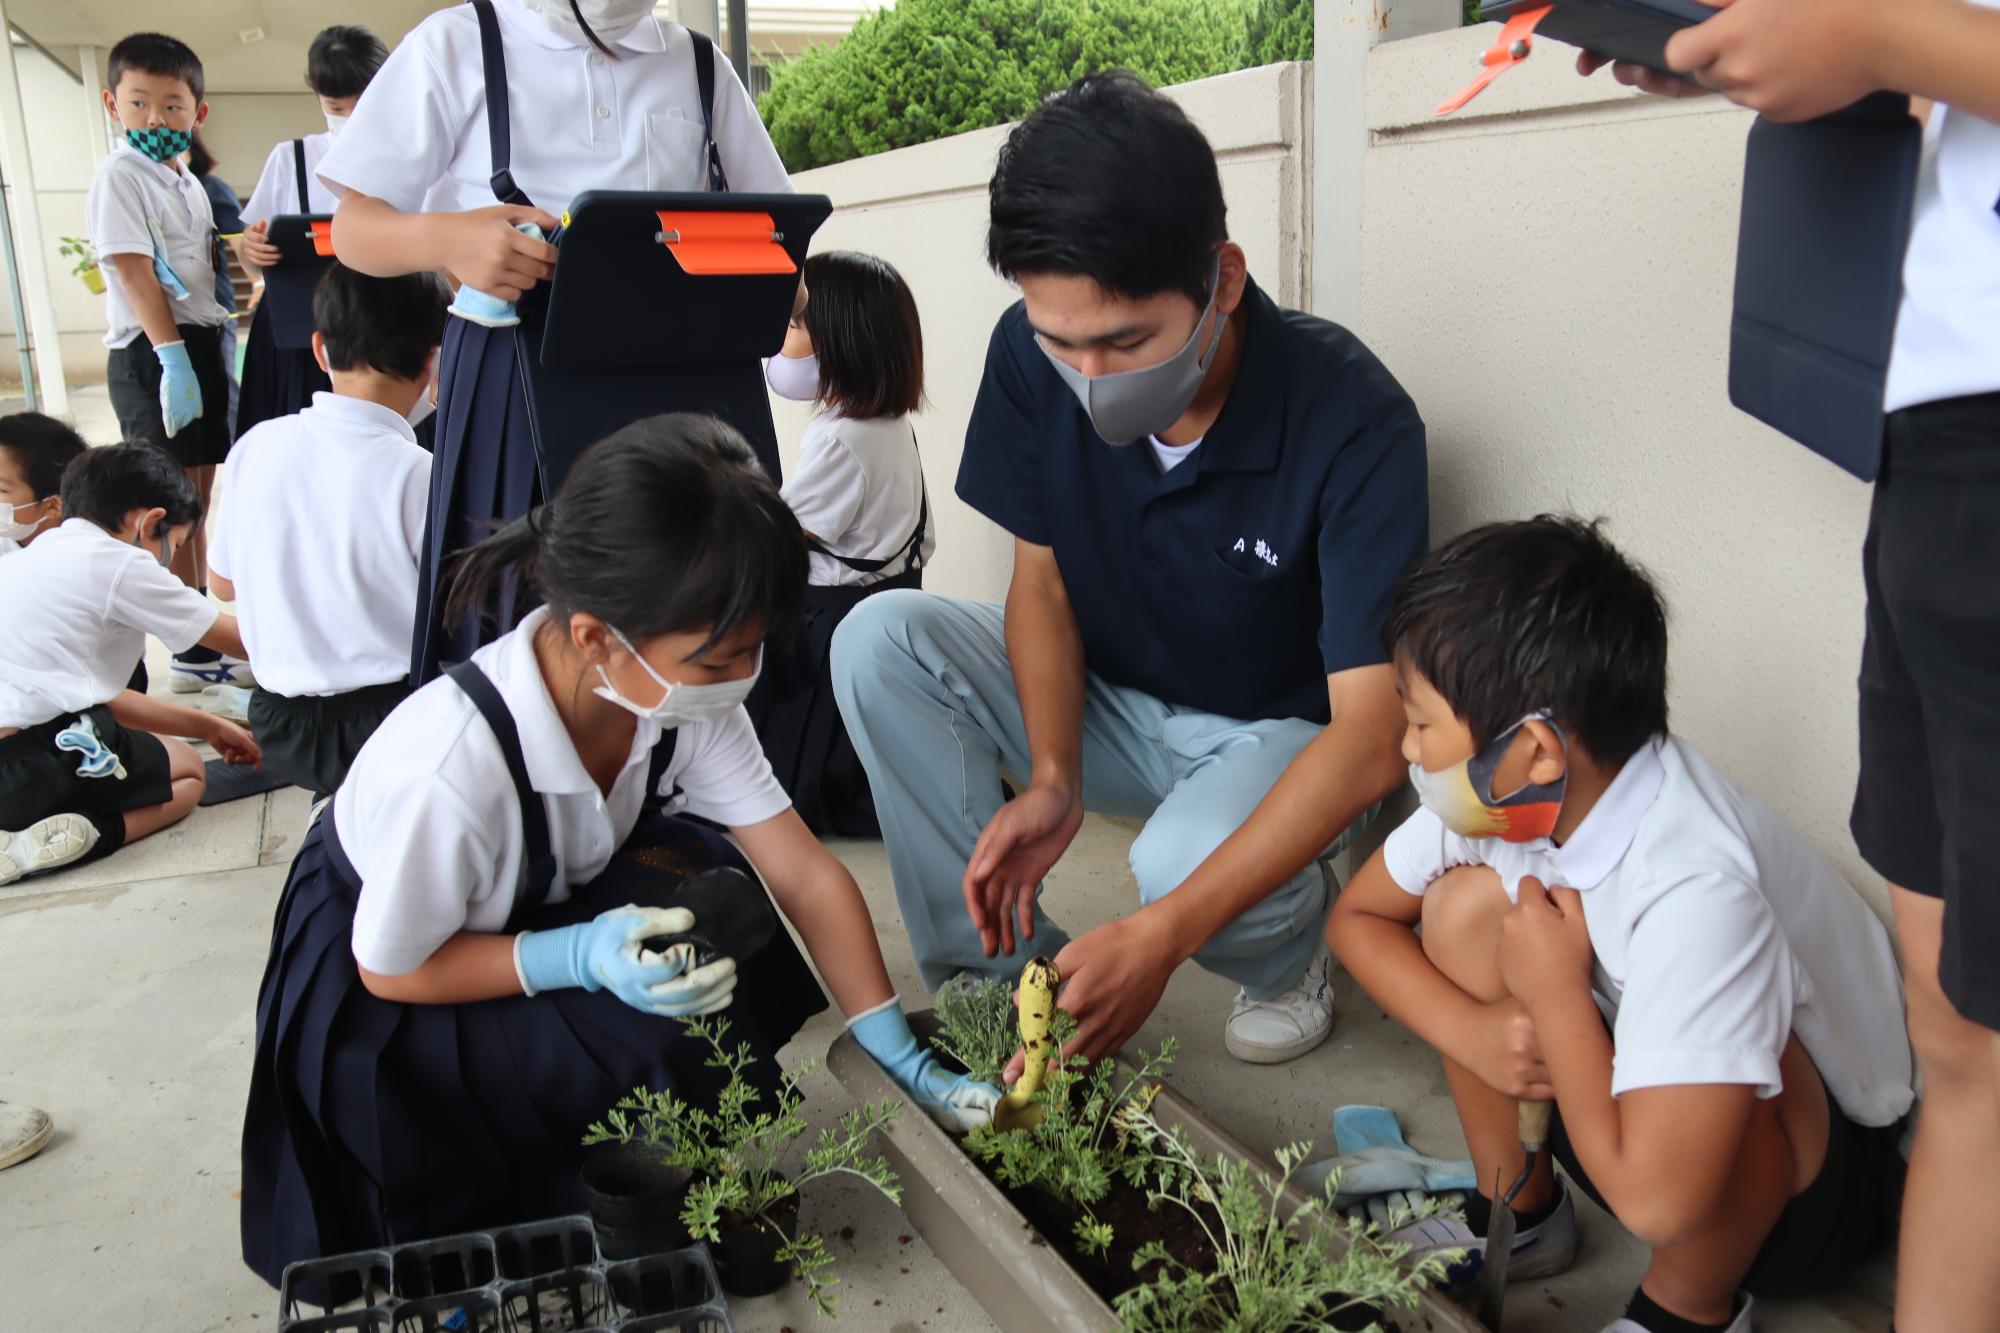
[581,1143,693,1248]
[712,1191,800,1298]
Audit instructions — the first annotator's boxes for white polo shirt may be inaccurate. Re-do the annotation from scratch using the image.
[241,132,340,226]
[0,518,218,727]
[208,393,431,698]
[1383,735,1915,1128]
[781,411,934,587]
[84,141,231,349]
[340,605,793,976]
[1883,0,2000,412]
[317,1,791,217]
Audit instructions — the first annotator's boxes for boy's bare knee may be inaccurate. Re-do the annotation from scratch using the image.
[1420,866,1511,994]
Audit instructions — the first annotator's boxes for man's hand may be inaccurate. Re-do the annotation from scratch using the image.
[239,220,280,270]
[962,782,1084,958]
[1576,49,1712,100]
[1459,997,1554,1100]
[1001,911,1183,1079]
[206,716,262,769]
[439,204,560,301]
[1499,877,1594,1012]
[1663,0,1898,122]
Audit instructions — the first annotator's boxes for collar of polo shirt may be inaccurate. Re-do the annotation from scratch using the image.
[1545,737,1667,891]
[1154,276,1284,478]
[500,0,668,53]
[504,605,667,798]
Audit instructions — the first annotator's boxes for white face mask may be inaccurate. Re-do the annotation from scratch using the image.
[324,113,349,139]
[764,351,820,402]
[593,628,763,725]
[0,500,52,544]
[525,0,659,47]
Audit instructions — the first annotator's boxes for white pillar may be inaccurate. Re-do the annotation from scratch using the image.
[1311,0,1458,327]
[80,44,109,163]
[0,9,69,414]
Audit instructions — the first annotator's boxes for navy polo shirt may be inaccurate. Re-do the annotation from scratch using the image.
[956,277,1427,725]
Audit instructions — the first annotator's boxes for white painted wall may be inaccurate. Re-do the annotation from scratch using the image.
[778,61,1315,605]
[1361,28,1883,912]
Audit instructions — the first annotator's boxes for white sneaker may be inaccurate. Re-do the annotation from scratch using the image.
[1603,1294,1753,1333]
[0,812,99,887]
[1387,1180,1579,1288]
[1225,952,1335,1064]
[170,654,256,692]
[0,1101,53,1169]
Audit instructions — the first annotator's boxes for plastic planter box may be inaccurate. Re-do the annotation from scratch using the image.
[826,1012,1489,1333]
[276,1215,732,1333]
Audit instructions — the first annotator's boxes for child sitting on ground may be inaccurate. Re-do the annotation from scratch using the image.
[1327,516,1914,1333]
[0,444,259,886]
[0,412,87,556]
[209,264,449,798]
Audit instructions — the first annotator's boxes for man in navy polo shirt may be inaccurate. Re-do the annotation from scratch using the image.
[832,73,1427,1066]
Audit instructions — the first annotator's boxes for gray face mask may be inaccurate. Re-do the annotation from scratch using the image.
[1038,259,1227,447]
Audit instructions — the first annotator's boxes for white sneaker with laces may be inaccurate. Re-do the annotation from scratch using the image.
[0,1101,53,1169]
[1602,1294,1753,1333]
[1387,1180,1580,1288]
[1225,952,1335,1064]
[0,812,99,887]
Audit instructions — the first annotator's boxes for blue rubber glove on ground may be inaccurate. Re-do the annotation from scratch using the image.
[849,998,1002,1131]
[153,341,202,438]
[447,222,542,328]
[516,903,737,1018]
[1295,1105,1476,1214]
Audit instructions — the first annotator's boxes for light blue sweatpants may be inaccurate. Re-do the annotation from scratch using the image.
[831,591,1350,998]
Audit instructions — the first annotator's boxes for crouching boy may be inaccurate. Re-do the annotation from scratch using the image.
[1328,516,1913,1333]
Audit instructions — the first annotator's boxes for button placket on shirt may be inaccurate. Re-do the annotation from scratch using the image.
[585,49,616,148]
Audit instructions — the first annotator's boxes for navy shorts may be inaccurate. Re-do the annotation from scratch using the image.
[0,704,172,855]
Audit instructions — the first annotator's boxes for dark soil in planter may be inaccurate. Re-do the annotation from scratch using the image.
[713,1189,800,1298]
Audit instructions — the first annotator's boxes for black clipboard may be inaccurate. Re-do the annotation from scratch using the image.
[1480,0,1713,74]
[1728,93,1920,480]
[260,213,337,351]
[535,190,833,372]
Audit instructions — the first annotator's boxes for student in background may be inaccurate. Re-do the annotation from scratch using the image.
[1580,3,2000,1324]
[0,412,87,557]
[753,251,933,835]
[0,443,259,890]
[209,266,450,799]
[235,25,390,443]
[1330,518,1912,1333]
[185,129,241,439]
[241,417,996,1287]
[317,0,795,683]
[86,33,251,693]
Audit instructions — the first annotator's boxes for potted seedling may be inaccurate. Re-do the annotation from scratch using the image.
[584,1015,903,1317]
[59,236,104,294]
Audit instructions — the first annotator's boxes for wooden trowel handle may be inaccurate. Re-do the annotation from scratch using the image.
[1519,1098,1554,1150]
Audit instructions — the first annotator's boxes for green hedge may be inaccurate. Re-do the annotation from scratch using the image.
[758,0,1316,173]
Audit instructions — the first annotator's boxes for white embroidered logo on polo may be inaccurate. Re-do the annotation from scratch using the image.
[1232,537,1279,568]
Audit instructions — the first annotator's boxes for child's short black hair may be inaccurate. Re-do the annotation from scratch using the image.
[61,442,202,534]
[313,265,452,381]
[1383,515,1669,766]
[0,412,87,499]
[987,73,1226,306]
[801,251,924,420]
[306,25,388,100]
[107,33,204,105]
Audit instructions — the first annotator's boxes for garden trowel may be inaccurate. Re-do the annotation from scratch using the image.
[1470,1098,1553,1328]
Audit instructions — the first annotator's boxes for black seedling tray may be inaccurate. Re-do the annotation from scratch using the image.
[278,1215,732,1333]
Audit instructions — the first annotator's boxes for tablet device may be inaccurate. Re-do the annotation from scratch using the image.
[1480,0,1713,75]
[259,213,337,351]
[536,190,833,373]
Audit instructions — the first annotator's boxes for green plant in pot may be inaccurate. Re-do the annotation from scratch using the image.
[584,1015,902,1317]
[59,236,103,294]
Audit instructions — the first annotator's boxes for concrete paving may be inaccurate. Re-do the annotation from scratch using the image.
[0,652,1892,1331]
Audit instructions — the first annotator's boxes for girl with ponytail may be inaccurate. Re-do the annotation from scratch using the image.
[241,414,997,1290]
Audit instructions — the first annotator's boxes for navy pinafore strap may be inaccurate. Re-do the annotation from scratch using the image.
[292,138,310,213]
[443,661,555,926]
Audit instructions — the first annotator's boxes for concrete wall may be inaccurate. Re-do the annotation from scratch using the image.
[779,61,1315,605]
[1361,29,1882,909]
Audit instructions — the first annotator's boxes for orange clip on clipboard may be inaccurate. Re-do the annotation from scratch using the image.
[653,210,797,276]
[308,220,336,257]
[1436,5,1551,116]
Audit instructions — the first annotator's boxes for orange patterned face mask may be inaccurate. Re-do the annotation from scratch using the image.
[1408,710,1567,843]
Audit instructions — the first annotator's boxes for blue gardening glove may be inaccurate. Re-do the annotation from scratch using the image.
[516,903,737,1018]
[447,222,542,328]
[54,715,127,780]
[146,218,190,299]
[849,998,1001,1132]
[153,341,202,438]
